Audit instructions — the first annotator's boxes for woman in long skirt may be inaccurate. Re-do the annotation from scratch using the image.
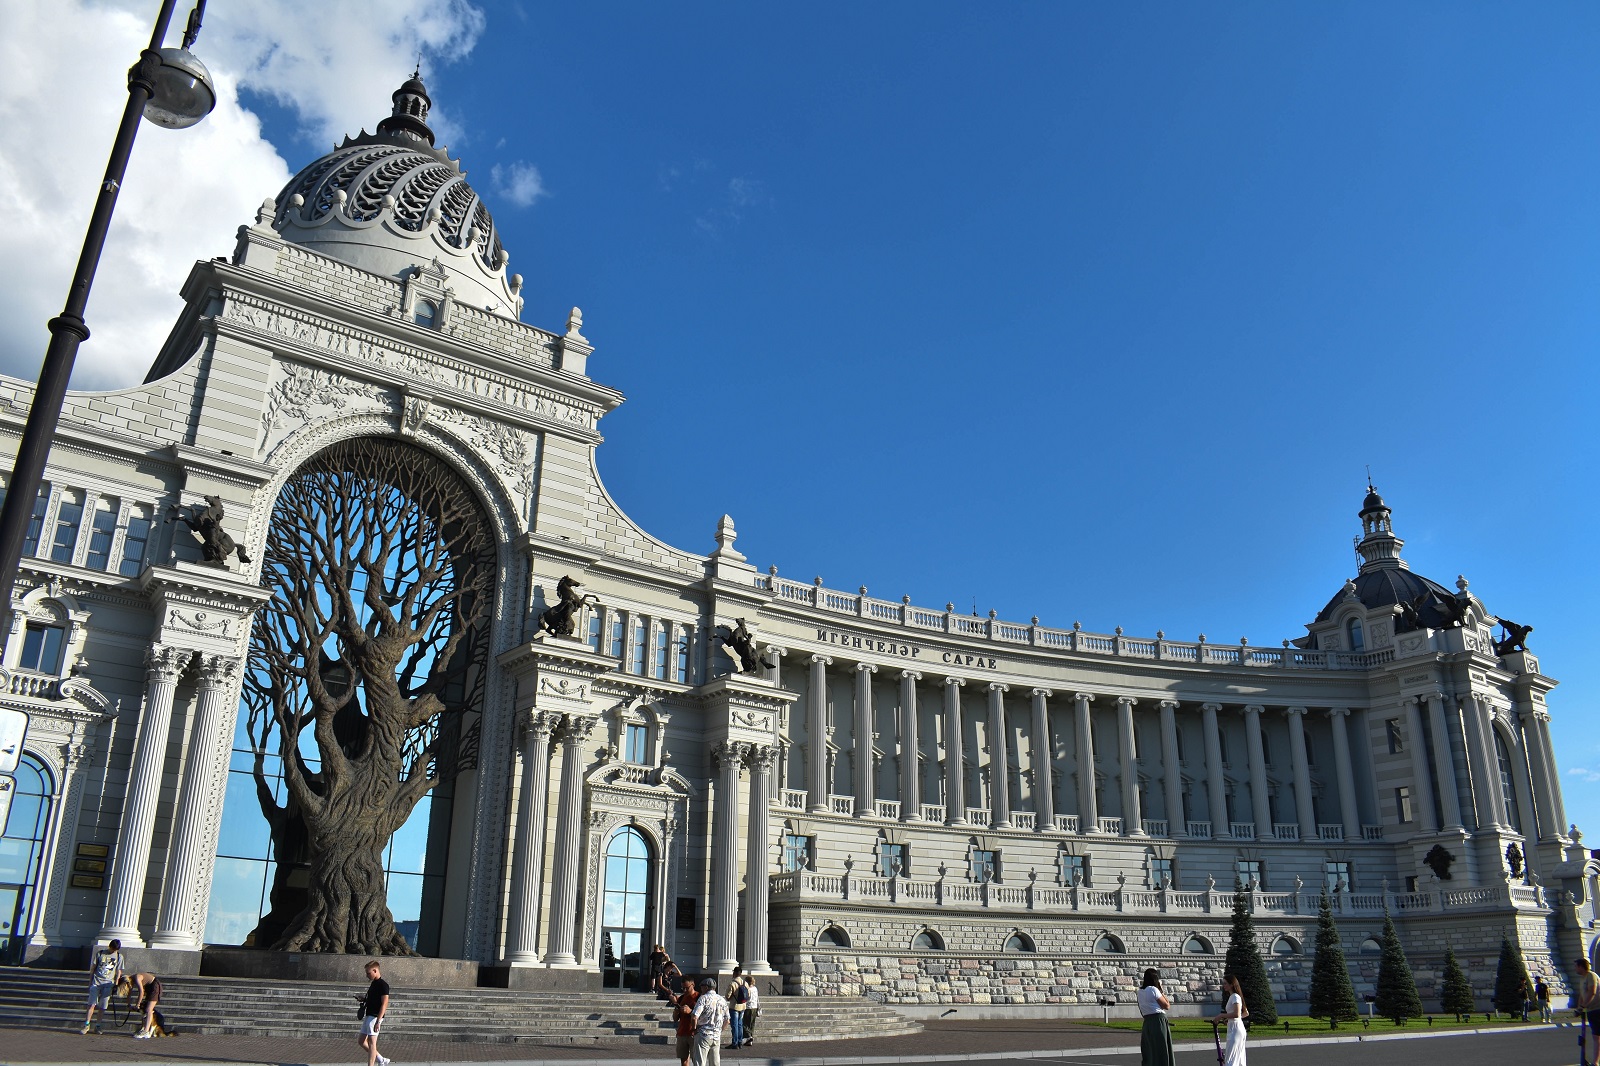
[1212,972,1249,1066]
[1137,967,1175,1066]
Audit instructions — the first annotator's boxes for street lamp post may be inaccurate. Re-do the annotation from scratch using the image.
[0,0,215,635]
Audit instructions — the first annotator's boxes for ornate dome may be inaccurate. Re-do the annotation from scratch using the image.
[270,75,523,318]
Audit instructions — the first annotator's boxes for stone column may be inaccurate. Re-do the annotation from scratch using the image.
[1116,696,1143,835]
[1202,703,1227,834]
[1031,689,1055,832]
[503,710,560,963]
[711,740,747,971]
[1402,697,1438,831]
[544,714,597,966]
[1285,707,1315,839]
[1425,692,1465,831]
[807,656,831,812]
[988,683,1011,828]
[1159,700,1182,834]
[743,745,777,971]
[100,644,192,945]
[1328,708,1361,840]
[943,678,966,824]
[1243,705,1271,836]
[853,664,877,815]
[1461,695,1504,829]
[1074,692,1099,833]
[150,654,242,948]
[1534,712,1568,833]
[900,672,922,821]
[762,646,784,685]
[1521,708,1561,840]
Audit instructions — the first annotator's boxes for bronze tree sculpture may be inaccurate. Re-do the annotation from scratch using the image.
[245,438,493,954]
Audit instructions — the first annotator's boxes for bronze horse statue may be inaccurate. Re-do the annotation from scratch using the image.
[167,496,250,566]
[538,575,599,638]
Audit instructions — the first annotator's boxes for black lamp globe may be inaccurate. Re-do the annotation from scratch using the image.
[142,47,215,129]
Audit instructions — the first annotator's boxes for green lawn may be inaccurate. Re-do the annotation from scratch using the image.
[1077,1014,1562,1039]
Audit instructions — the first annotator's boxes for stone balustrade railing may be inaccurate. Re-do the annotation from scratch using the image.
[770,869,1551,917]
[754,573,1404,671]
[7,671,61,699]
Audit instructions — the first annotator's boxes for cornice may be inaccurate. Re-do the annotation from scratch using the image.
[164,444,278,487]
[497,637,620,679]
[140,562,273,611]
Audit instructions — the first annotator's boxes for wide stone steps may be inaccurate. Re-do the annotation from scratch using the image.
[0,967,920,1044]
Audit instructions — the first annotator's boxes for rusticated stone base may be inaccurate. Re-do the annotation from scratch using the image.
[199,947,478,987]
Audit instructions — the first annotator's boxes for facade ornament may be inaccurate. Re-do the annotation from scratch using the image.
[167,496,251,566]
[716,618,774,674]
[194,654,243,688]
[1206,874,1216,892]
[843,854,854,874]
[144,644,193,682]
[560,714,598,744]
[538,575,598,639]
[1493,618,1533,655]
[565,306,586,342]
[401,395,432,436]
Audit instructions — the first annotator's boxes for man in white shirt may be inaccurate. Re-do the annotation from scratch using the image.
[690,979,728,1066]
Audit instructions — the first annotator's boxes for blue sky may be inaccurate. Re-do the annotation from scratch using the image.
[26,4,1600,832]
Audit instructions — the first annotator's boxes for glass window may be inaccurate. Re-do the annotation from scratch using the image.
[85,497,118,571]
[1003,932,1035,953]
[1360,937,1382,954]
[779,833,811,872]
[675,630,690,683]
[0,755,53,964]
[1494,731,1523,831]
[624,723,648,764]
[17,624,65,674]
[1150,856,1175,888]
[586,611,601,652]
[653,627,668,680]
[911,928,943,950]
[21,489,48,557]
[1272,935,1300,955]
[629,618,646,675]
[1395,786,1413,823]
[1325,860,1352,894]
[1095,933,1124,953]
[413,299,437,328]
[1386,719,1403,754]
[1183,935,1213,954]
[119,506,153,576]
[1260,731,1271,766]
[1347,617,1365,651]
[1236,859,1263,889]
[608,614,625,658]
[971,848,998,884]
[50,491,82,563]
[1061,852,1088,886]
[879,841,907,877]
[816,925,849,947]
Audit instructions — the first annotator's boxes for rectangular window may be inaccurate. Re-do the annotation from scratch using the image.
[1404,875,1419,893]
[21,488,49,557]
[50,491,83,563]
[119,506,153,576]
[629,618,646,675]
[653,626,668,680]
[85,497,118,571]
[675,631,690,683]
[1236,858,1264,889]
[1395,786,1413,823]
[608,614,625,658]
[1324,860,1352,894]
[586,611,601,652]
[878,841,907,877]
[779,833,811,872]
[1061,853,1087,886]
[18,623,65,673]
[1386,719,1403,754]
[624,723,648,764]
[1260,732,1271,766]
[971,848,998,884]
[1151,856,1175,888]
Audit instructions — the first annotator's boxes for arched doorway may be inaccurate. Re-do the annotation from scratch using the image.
[599,826,654,989]
[0,754,54,964]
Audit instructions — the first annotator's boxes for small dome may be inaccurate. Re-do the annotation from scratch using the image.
[1360,487,1387,514]
[1314,568,1458,625]
[269,75,521,318]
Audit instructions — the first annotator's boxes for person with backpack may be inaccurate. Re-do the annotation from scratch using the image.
[81,939,123,1034]
[740,974,760,1047]
[726,966,747,1049]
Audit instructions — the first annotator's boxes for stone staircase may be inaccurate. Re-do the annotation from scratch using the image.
[0,966,920,1044]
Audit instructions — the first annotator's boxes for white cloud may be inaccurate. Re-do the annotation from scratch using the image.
[0,0,486,390]
[1568,767,1600,784]
[490,162,546,209]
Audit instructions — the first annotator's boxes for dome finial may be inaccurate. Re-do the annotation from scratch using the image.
[376,70,436,147]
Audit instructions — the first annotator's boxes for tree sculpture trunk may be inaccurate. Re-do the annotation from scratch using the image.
[279,815,408,954]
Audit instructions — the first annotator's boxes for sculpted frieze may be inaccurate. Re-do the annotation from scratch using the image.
[261,361,392,446]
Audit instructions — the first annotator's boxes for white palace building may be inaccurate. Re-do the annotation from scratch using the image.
[0,77,1590,1013]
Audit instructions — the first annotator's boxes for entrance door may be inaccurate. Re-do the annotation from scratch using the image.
[0,885,20,963]
[599,826,653,990]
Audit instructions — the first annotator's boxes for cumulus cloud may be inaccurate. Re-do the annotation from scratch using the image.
[1568,767,1600,784]
[0,0,486,390]
[490,162,546,208]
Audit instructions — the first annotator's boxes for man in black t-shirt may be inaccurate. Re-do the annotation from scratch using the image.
[358,961,391,1066]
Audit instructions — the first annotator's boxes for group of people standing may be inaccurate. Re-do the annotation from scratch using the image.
[80,939,166,1039]
[648,946,762,1066]
[1138,969,1249,1066]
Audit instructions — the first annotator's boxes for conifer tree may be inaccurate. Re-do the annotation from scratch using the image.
[1373,911,1423,1024]
[1440,947,1474,1018]
[1308,888,1360,1025]
[1492,935,1531,1016]
[1224,880,1279,1026]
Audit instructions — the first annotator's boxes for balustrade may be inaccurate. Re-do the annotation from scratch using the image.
[1316,824,1345,841]
[1054,814,1081,833]
[1229,822,1257,840]
[920,803,946,823]
[1360,824,1384,840]
[1185,820,1212,839]
[1141,819,1169,837]
[9,672,60,699]
[1272,823,1300,841]
[778,788,808,810]
[1012,811,1037,830]
[829,795,853,815]
[966,806,992,826]
[874,799,901,820]
[1097,816,1123,834]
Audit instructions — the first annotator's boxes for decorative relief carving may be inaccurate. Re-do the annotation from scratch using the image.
[144,644,193,682]
[170,609,235,638]
[261,361,389,444]
[401,395,432,436]
[730,708,774,732]
[428,405,537,501]
[540,677,589,700]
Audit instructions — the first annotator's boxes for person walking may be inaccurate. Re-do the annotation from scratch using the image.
[1535,976,1552,1023]
[1516,975,1530,1022]
[647,945,670,993]
[1574,956,1600,1065]
[81,939,122,1034]
[666,971,700,1066]
[117,971,163,1038]
[359,960,392,1066]
[726,966,746,1049]
[1212,972,1249,1066]
[1137,968,1174,1066]
[741,975,760,1047]
[691,978,729,1066]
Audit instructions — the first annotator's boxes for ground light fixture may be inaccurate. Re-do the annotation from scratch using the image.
[0,0,215,634]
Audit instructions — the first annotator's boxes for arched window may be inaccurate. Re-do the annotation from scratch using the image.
[1095,933,1125,954]
[1004,932,1035,953]
[1347,617,1365,652]
[413,299,438,328]
[1494,730,1523,832]
[816,924,850,948]
[912,928,944,951]
[599,826,654,988]
[1359,937,1382,954]
[1271,935,1301,955]
[0,754,55,964]
[1183,934,1214,954]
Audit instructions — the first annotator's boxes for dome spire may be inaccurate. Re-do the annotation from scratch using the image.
[1355,480,1407,573]
[376,71,435,147]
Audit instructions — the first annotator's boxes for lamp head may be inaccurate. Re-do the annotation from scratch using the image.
[142,47,215,129]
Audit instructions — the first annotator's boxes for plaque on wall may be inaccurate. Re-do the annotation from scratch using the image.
[675,896,697,930]
[70,874,105,890]
[73,858,106,874]
[76,843,110,858]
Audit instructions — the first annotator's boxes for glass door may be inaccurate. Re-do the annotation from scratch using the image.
[599,826,653,989]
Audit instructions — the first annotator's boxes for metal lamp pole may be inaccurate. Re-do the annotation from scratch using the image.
[0,0,213,635]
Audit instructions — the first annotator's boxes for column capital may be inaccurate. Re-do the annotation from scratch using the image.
[1243,704,1264,716]
[522,708,562,740]
[744,744,779,772]
[899,669,922,682]
[856,662,878,675]
[1285,706,1308,717]
[1402,694,1424,707]
[765,645,787,659]
[144,643,192,682]
[713,739,751,770]
[988,682,1009,695]
[1158,699,1180,710]
[193,653,242,689]
[559,713,599,743]
[1073,692,1096,704]
[1115,695,1138,708]
[945,676,966,688]
[810,654,833,667]
[1327,706,1351,719]
[1201,702,1223,713]
[1030,688,1052,699]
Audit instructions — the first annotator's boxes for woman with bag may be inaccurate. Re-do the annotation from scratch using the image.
[741,975,760,1047]
[725,966,746,1049]
[1137,968,1174,1066]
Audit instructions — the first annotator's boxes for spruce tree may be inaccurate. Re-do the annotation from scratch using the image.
[1492,935,1531,1016]
[1440,947,1474,1018]
[1224,880,1279,1026]
[1373,911,1423,1024]
[1308,888,1360,1025]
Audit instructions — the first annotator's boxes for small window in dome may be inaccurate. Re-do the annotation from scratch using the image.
[1347,617,1365,651]
[414,300,438,329]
